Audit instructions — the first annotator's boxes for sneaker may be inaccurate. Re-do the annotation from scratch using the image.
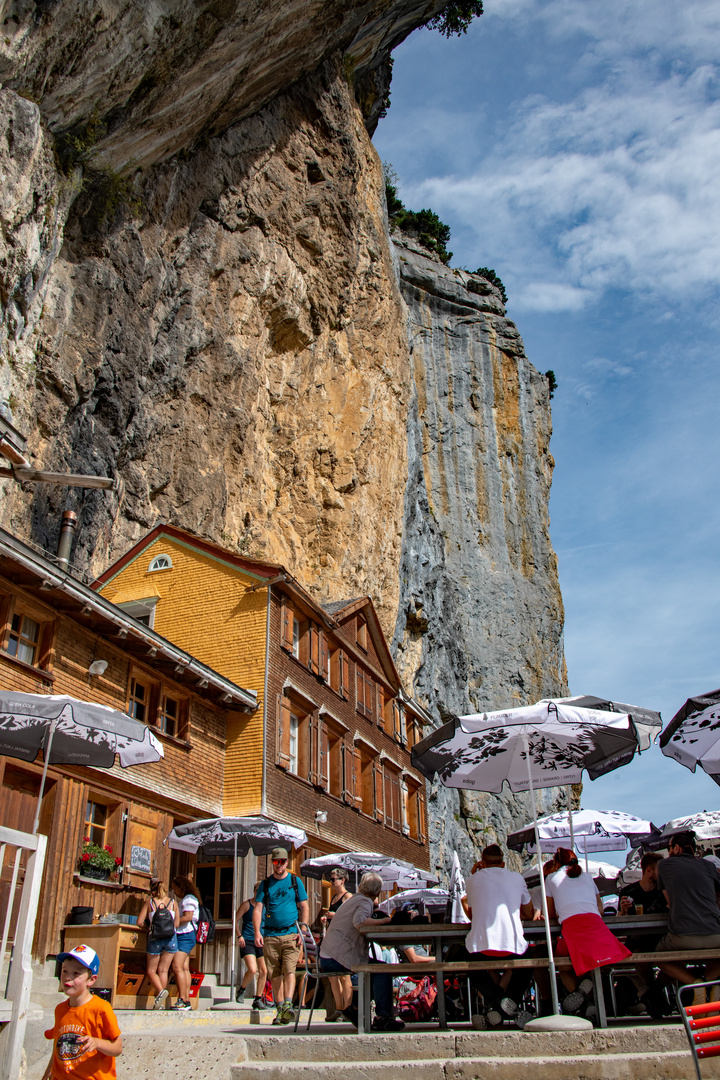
[709,986,720,1005]
[640,988,666,1020]
[471,1012,488,1030]
[562,990,586,1014]
[692,986,708,1007]
[578,978,594,997]
[170,998,192,1011]
[342,1004,359,1028]
[485,1006,503,1028]
[584,1003,598,1023]
[153,988,169,1010]
[252,997,267,1011]
[235,987,247,1003]
[500,996,518,1018]
[371,1015,405,1032]
[514,1009,533,1030]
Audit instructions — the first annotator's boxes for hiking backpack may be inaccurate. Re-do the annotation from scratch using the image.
[196,902,216,944]
[396,976,438,1022]
[149,902,176,940]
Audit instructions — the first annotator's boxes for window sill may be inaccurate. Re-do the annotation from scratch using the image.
[0,651,54,683]
[152,729,192,751]
[74,873,125,889]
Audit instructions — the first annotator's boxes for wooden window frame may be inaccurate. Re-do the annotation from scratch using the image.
[0,590,56,674]
[356,668,374,720]
[159,691,188,739]
[383,764,402,832]
[356,616,368,652]
[328,643,350,700]
[195,860,234,923]
[127,668,188,740]
[276,691,314,782]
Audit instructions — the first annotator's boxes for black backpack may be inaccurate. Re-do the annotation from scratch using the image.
[196,902,215,944]
[150,902,176,940]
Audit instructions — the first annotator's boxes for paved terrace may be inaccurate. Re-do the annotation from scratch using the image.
[23,1007,720,1080]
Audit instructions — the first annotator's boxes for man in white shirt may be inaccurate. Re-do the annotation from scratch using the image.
[462,844,534,1028]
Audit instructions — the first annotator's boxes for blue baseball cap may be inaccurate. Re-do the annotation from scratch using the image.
[57,944,100,976]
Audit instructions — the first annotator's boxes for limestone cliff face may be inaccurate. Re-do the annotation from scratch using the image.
[0,1,568,873]
[390,236,568,871]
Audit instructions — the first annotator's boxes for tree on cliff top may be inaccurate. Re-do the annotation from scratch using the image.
[423,2,484,38]
[384,165,453,265]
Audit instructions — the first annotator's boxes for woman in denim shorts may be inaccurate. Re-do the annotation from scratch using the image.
[138,879,179,1009]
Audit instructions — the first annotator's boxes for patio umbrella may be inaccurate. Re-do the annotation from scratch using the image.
[0,691,163,832]
[659,688,720,784]
[299,851,438,889]
[411,699,647,1018]
[448,850,470,924]
[648,811,720,849]
[378,887,449,916]
[507,808,655,856]
[167,815,307,1001]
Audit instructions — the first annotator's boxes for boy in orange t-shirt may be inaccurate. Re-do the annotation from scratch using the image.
[42,944,122,1080]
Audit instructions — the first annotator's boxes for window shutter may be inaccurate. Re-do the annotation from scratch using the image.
[318,717,329,791]
[417,788,427,844]
[400,778,410,835]
[365,674,374,718]
[309,712,320,785]
[321,632,329,682]
[276,694,292,770]
[356,668,364,712]
[390,772,401,831]
[342,738,354,804]
[281,602,294,651]
[352,745,363,810]
[400,706,407,745]
[393,700,403,741]
[340,652,350,700]
[122,802,161,889]
[309,625,321,675]
[373,758,384,821]
[376,687,385,728]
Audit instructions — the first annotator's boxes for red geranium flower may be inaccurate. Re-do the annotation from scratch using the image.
[81,853,90,862]
[104,845,112,853]
[115,857,122,865]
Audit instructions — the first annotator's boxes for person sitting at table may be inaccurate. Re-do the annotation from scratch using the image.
[389,906,436,963]
[618,852,668,1018]
[655,830,720,1005]
[319,871,405,1032]
[462,843,535,1029]
[546,848,631,1016]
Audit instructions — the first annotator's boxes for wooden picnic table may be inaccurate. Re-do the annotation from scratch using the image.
[358,914,672,1033]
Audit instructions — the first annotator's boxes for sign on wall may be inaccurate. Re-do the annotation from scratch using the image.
[129,845,152,874]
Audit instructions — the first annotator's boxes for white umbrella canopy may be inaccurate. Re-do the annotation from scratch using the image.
[659,689,720,783]
[539,696,662,753]
[378,887,449,915]
[299,851,438,889]
[167,815,307,857]
[448,850,470,924]
[411,701,639,793]
[653,810,720,846]
[507,809,655,855]
[0,691,164,832]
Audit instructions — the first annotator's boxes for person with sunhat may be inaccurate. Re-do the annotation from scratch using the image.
[253,847,309,1024]
[43,944,122,1079]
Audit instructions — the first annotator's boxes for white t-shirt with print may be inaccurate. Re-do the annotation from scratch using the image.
[545,867,599,922]
[464,867,530,955]
[177,894,199,936]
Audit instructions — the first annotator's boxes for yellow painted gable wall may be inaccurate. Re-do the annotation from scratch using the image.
[99,535,267,816]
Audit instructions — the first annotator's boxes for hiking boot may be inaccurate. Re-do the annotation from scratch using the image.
[272,1006,284,1025]
[342,1004,359,1028]
[578,977,594,997]
[235,987,247,1003]
[500,996,518,1018]
[372,1015,405,1032]
[153,989,169,1010]
[485,1006,503,1028]
[692,986,708,1007]
[471,1012,488,1030]
[640,988,667,1020]
[514,1009,533,1030]
[280,1000,295,1024]
[251,997,267,1011]
[562,990,586,1014]
[710,986,720,1005]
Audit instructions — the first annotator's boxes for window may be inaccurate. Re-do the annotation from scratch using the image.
[405,781,427,843]
[116,597,158,628]
[326,721,345,799]
[356,668,374,720]
[384,765,402,832]
[328,642,350,699]
[277,692,312,780]
[148,554,172,571]
[126,670,187,739]
[406,714,421,750]
[6,613,40,665]
[84,800,108,847]
[356,616,368,651]
[159,693,184,738]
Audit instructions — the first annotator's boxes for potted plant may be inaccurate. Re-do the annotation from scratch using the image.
[79,838,123,881]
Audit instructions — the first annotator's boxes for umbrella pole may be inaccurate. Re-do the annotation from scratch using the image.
[32,716,58,834]
[565,785,575,851]
[230,833,238,1000]
[525,735,560,1015]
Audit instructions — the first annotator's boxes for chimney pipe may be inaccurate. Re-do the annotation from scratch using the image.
[57,511,77,571]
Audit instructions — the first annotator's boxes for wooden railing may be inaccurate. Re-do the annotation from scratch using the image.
[0,825,47,1080]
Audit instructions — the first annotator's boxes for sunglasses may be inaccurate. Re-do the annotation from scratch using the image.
[272,858,288,864]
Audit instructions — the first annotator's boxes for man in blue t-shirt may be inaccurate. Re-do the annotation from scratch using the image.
[253,847,309,1024]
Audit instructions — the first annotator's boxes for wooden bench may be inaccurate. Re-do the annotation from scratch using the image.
[352,950,720,1034]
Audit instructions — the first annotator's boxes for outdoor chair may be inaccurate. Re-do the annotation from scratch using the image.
[293,921,348,1033]
[677,979,720,1080]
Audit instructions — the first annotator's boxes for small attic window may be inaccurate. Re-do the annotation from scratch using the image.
[148,554,172,572]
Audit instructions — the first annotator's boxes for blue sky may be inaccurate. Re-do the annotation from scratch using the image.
[373,0,720,843]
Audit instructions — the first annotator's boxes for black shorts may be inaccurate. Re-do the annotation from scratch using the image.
[240,942,264,959]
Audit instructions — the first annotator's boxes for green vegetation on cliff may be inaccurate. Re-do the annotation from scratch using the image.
[424,2,484,38]
[384,166,452,264]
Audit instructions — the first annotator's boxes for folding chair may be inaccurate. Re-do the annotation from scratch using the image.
[677,980,720,1080]
[293,921,347,1033]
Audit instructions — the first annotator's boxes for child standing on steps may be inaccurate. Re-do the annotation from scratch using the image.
[42,944,122,1080]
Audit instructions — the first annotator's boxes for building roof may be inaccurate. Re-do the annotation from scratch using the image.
[321,598,366,615]
[0,528,257,712]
